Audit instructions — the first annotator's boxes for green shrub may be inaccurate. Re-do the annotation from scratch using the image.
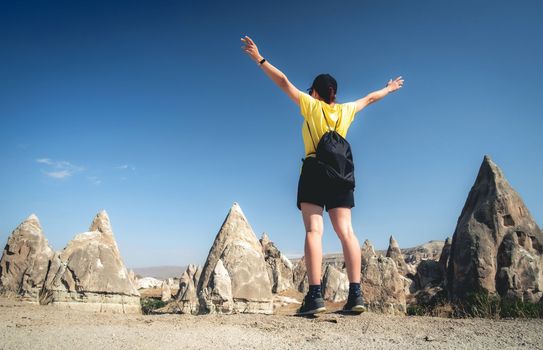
[454,290,501,318]
[408,289,453,317]
[407,305,426,316]
[141,297,166,315]
[499,297,542,318]
[408,288,542,319]
[452,290,542,319]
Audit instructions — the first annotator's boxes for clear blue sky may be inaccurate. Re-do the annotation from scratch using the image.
[1,0,542,268]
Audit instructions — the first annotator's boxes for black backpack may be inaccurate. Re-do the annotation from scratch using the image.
[306,108,355,189]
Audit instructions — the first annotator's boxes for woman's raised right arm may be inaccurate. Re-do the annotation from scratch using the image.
[241,36,301,106]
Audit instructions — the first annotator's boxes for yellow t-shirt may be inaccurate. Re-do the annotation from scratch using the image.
[299,92,358,157]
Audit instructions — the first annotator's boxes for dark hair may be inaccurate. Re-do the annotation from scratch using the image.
[307,74,337,104]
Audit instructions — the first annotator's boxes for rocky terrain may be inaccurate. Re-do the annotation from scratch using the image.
[1,210,140,313]
[1,296,542,350]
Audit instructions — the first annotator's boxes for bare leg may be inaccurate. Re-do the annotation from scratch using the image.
[301,202,324,285]
[328,207,361,283]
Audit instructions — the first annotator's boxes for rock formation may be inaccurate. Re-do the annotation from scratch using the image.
[447,155,543,303]
[39,210,140,313]
[202,259,233,313]
[495,231,543,302]
[402,240,445,271]
[197,203,273,314]
[273,294,301,309]
[361,240,406,315]
[175,264,201,314]
[164,277,177,291]
[0,214,54,299]
[161,280,172,302]
[292,256,309,293]
[360,239,376,267]
[135,277,162,290]
[322,253,346,269]
[292,255,336,294]
[260,233,294,293]
[322,264,349,302]
[414,260,443,290]
[128,269,137,286]
[386,235,414,276]
[438,237,451,275]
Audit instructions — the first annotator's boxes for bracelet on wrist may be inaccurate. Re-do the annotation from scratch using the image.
[258,58,266,65]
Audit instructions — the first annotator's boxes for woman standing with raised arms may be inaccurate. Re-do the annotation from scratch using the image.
[241,35,404,315]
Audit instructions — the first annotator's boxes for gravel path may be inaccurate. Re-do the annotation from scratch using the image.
[1,297,541,349]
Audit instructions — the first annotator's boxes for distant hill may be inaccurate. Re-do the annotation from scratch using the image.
[130,265,186,280]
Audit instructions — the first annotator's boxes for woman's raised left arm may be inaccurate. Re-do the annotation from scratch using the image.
[354,76,404,113]
[241,36,301,106]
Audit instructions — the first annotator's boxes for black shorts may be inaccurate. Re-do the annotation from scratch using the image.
[296,157,355,211]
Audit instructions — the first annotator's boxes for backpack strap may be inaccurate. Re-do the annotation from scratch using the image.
[306,121,317,152]
[321,108,340,132]
[306,108,341,154]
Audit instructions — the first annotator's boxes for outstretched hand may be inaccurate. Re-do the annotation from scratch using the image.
[386,76,404,92]
[241,36,263,63]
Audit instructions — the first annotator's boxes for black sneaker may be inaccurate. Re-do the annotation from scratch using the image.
[342,295,366,314]
[296,294,326,315]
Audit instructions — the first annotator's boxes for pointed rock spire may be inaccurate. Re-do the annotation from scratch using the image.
[360,239,406,314]
[25,213,41,228]
[361,239,376,266]
[128,269,137,285]
[176,264,201,315]
[438,237,451,275]
[260,232,293,293]
[260,232,270,248]
[386,235,412,276]
[292,256,309,293]
[386,235,401,259]
[40,211,140,313]
[197,203,272,314]
[161,280,172,302]
[89,210,113,235]
[0,214,54,299]
[448,155,543,302]
[388,235,400,250]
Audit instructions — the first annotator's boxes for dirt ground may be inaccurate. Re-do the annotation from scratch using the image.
[1,297,542,350]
